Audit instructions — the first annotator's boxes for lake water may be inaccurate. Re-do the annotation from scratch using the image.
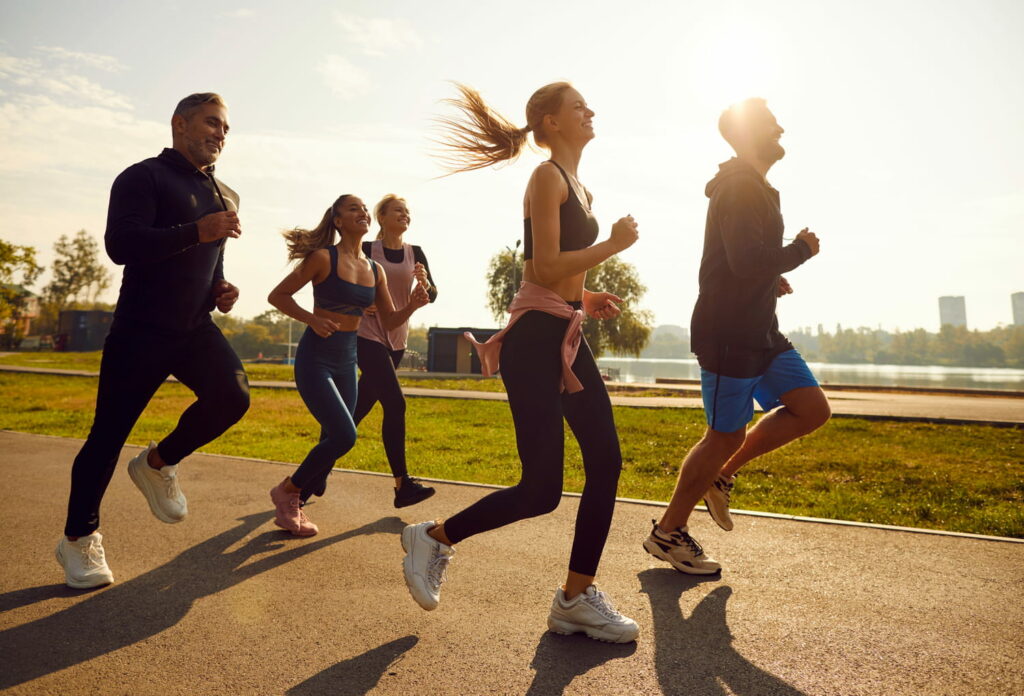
[595,357,1024,391]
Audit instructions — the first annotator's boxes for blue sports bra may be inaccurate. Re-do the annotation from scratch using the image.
[312,245,378,316]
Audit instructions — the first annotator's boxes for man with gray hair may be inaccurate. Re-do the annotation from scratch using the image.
[56,93,250,588]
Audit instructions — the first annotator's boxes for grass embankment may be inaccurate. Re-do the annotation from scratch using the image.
[1,370,1020,537]
[0,352,692,396]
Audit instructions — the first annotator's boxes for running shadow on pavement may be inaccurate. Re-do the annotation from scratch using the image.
[526,631,637,695]
[287,635,419,696]
[0,513,405,690]
[639,568,808,696]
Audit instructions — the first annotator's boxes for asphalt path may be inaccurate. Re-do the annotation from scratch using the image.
[1,431,1021,695]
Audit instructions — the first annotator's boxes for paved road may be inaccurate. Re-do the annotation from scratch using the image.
[2,431,1022,695]
[2,364,1021,425]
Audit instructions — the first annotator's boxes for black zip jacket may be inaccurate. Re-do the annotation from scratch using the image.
[690,158,812,376]
[106,148,239,333]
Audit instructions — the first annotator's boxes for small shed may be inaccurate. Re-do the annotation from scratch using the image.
[427,327,500,374]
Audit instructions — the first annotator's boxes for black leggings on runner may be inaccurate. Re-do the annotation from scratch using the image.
[443,310,623,577]
[352,337,407,478]
[64,320,250,537]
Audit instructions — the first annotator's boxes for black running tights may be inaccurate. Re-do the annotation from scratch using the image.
[352,337,407,478]
[443,310,622,577]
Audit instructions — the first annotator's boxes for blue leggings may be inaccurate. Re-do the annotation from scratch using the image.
[291,327,358,500]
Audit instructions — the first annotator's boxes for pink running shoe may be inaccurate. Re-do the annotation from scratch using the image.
[270,479,318,536]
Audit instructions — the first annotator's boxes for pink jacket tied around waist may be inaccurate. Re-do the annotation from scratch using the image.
[464,281,585,393]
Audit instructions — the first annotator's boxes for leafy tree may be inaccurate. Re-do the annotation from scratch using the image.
[484,246,524,322]
[582,257,654,358]
[0,239,44,345]
[43,230,112,315]
[483,249,653,358]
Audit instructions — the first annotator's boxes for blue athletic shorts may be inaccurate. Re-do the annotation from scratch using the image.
[700,349,819,432]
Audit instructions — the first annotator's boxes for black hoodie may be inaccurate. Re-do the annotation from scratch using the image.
[105,148,239,333]
[689,158,812,377]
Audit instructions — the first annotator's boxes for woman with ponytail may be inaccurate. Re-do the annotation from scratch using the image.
[353,194,438,509]
[267,195,429,536]
[401,83,641,643]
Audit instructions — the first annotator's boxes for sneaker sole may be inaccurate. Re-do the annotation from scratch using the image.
[702,497,735,531]
[128,460,186,525]
[401,527,439,611]
[55,545,114,589]
[642,538,721,575]
[394,487,436,509]
[547,617,638,644]
[273,518,318,536]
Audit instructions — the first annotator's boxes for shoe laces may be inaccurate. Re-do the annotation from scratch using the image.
[77,538,106,570]
[676,530,705,557]
[162,469,182,500]
[715,476,733,504]
[427,547,452,590]
[583,589,625,622]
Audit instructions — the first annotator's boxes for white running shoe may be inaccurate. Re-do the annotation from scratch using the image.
[128,442,187,524]
[642,520,721,575]
[547,585,640,643]
[401,521,453,611]
[56,532,114,589]
[703,474,736,531]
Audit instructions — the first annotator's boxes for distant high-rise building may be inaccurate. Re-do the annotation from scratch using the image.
[938,296,967,328]
[1012,292,1024,326]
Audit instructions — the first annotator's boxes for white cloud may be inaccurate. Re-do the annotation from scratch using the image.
[0,50,133,109]
[331,13,423,56]
[35,46,125,72]
[317,54,371,98]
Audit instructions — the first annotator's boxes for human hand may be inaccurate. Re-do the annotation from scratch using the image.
[309,315,342,338]
[777,276,793,297]
[413,262,430,288]
[583,291,622,320]
[197,211,242,243]
[212,280,239,312]
[795,227,819,256]
[364,303,378,317]
[610,215,639,252]
[409,283,430,309]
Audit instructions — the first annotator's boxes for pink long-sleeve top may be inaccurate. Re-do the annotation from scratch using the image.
[464,281,586,393]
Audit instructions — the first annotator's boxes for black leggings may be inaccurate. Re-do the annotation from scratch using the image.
[443,310,622,577]
[64,320,250,537]
[352,337,407,478]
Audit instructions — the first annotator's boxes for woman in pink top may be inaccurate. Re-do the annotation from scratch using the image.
[401,82,641,643]
[355,194,438,508]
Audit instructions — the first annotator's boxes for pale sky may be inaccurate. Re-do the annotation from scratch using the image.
[1,0,1022,333]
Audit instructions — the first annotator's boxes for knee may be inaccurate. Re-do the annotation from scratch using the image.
[322,428,357,458]
[382,392,406,416]
[702,428,746,457]
[797,393,831,431]
[222,376,251,423]
[518,484,562,518]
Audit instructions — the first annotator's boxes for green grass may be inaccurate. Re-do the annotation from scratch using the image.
[0,352,691,396]
[1,371,1021,537]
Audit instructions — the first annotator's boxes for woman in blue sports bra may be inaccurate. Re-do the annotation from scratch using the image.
[267,194,430,535]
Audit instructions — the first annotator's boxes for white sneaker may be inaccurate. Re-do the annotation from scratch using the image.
[547,585,640,643]
[127,442,187,524]
[56,532,114,589]
[642,520,721,575]
[703,474,736,531]
[401,521,453,611]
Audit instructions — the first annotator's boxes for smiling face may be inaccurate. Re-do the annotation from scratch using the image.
[172,102,229,170]
[379,198,410,234]
[332,196,371,237]
[750,105,785,164]
[545,87,595,146]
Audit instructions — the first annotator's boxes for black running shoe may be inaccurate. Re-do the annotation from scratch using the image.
[394,476,436,508]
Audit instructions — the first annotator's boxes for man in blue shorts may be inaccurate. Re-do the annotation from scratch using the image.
[643,98,831,574]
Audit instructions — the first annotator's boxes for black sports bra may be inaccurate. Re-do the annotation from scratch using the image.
[312,245,378,316]
[523,160,599,261]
